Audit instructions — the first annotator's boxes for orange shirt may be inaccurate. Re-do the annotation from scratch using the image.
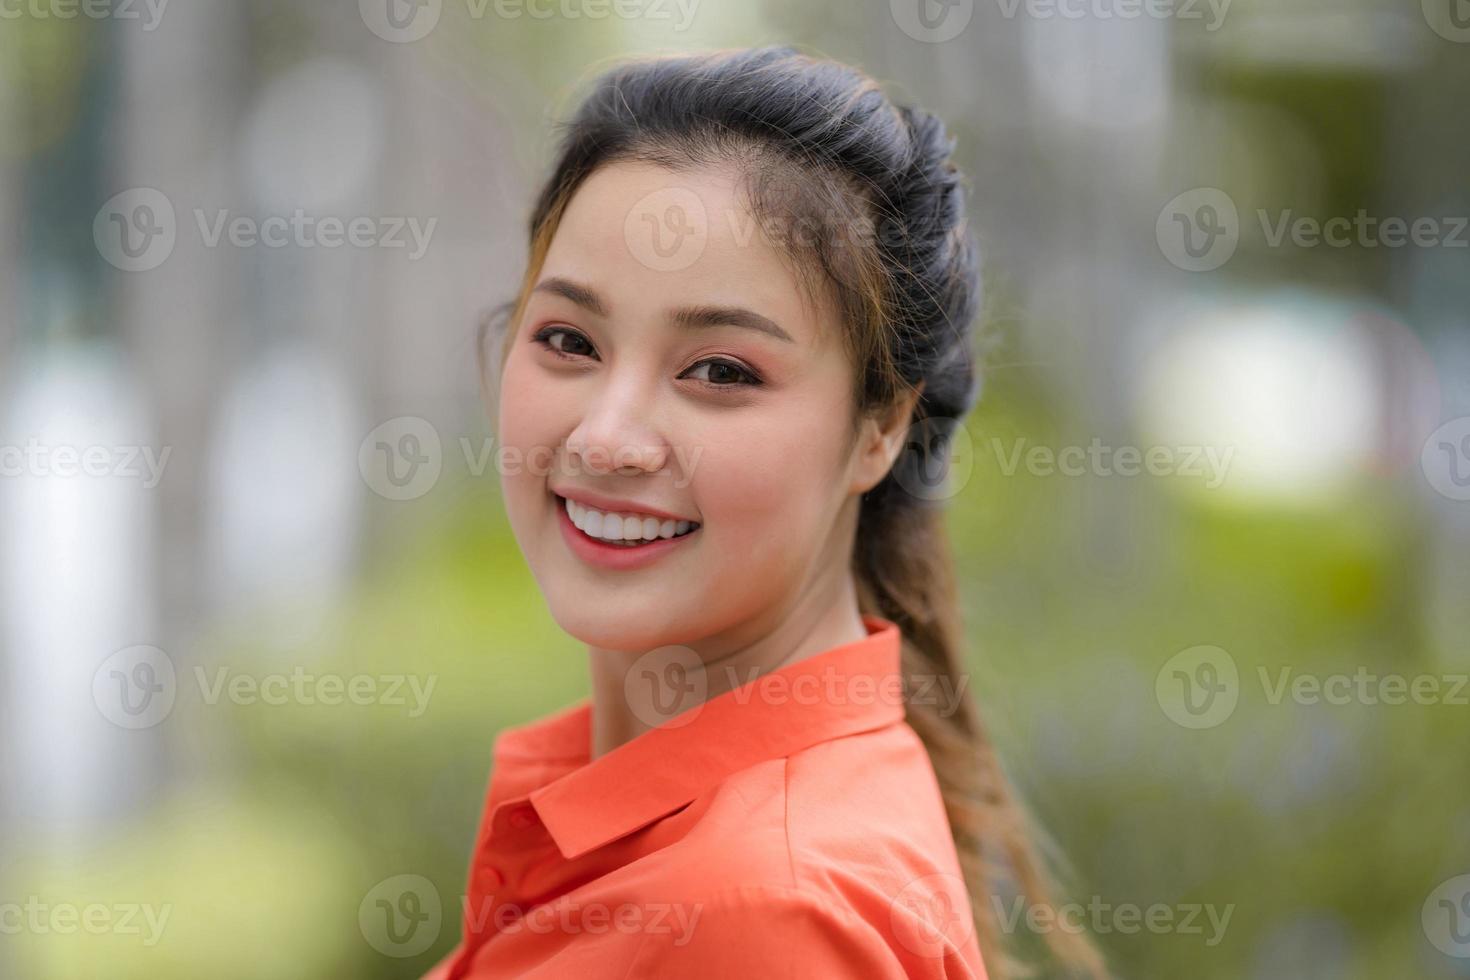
[422,614,989,979]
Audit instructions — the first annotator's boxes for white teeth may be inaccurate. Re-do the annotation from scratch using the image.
[564,496,698,544]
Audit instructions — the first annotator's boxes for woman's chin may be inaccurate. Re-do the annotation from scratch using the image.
[546,603,689,654]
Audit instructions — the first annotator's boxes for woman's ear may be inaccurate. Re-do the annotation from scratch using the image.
[851,381,925,494]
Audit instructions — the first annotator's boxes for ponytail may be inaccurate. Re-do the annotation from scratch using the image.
[855,493,1109,979]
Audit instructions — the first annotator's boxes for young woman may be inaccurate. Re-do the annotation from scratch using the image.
[425,46,1106,980]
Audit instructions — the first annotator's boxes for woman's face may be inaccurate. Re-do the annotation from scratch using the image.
[497,161,904,653]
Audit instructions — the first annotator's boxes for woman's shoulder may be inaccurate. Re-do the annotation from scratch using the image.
[616,739,984,978]
[660,718,958,881]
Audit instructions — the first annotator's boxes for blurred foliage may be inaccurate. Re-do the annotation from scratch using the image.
[954,367,1468,978]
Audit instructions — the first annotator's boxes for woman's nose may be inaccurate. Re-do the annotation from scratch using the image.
[564,388,670,475]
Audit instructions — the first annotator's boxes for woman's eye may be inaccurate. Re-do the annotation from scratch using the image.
[533,326,596,359]
[684,359,761,387]
[533,328,758,388]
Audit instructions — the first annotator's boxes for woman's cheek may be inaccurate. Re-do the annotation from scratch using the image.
[700,435,818,549]
[497,362,552,522]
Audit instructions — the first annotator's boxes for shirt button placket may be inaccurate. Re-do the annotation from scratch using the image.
[473,801,541,936]
[468,860,515,943]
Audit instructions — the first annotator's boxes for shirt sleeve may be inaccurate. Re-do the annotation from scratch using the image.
[623,885,909,980]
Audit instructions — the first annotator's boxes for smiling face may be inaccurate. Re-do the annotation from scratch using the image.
[497,160,908,654]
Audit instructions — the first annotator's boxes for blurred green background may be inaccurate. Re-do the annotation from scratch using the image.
[2,1,1468,978]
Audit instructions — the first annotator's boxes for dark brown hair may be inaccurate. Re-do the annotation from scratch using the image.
[481,45,1108,980]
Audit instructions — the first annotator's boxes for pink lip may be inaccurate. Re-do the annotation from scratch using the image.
[555,494,698,571]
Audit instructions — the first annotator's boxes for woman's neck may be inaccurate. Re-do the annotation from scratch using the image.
[585,576,868,761]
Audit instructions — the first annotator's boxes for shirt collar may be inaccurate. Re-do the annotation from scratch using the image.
[491,614,905,861]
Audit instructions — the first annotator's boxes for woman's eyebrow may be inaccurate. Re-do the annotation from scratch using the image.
[533,276,609,316]
[670,304,794,344]
[532,276,794,344]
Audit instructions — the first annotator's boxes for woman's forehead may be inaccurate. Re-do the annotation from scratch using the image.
[541,161,841,346]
